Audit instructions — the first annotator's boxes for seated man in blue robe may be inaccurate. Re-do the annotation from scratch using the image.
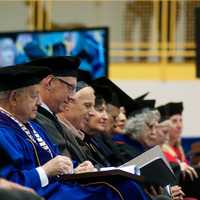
[0,63,149,200]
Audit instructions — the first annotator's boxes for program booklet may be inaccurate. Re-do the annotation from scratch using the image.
[121,145,176,186]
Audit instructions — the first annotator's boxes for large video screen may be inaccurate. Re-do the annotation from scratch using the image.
[0,27,109,79]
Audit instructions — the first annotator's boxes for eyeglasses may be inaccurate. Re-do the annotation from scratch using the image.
[53,77,76,93]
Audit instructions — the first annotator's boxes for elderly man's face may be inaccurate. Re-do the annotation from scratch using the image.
[66,87,95,129]
[48,76,77,114]
[13,85,41,123]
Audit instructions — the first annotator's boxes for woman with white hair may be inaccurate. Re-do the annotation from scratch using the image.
[113,109,159,158]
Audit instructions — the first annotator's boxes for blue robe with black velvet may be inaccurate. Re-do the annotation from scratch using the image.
[0,111,149,200]
[112,133,146,158]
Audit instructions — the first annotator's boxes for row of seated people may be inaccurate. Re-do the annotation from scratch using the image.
[0,59,149,200]
[112,102,200,198]
[0,56,192,200]
[66,74,198,199]
[86,77,200,199]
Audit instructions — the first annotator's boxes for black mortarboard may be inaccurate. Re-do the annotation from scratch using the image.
[92,77,155,117]
[77,69,92,84]
[157,102,183,122]
[91,84,112,103]
[128,99,156,117]
[134,92,149,101]
[92,77,132,107]
[0,64,50,91]
[25,56,80,77]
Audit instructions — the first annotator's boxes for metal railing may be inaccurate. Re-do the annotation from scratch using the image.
[27,0,199,64]
[111,0,199,64]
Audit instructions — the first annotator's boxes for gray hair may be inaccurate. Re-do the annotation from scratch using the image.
[0,91,10,100]
[124,109,160,139]
[0,87,27,101]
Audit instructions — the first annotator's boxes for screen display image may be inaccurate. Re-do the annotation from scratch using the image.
[0,27,108,79]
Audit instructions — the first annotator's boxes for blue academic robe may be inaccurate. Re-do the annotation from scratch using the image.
[112,134,145,155]
[0,112,149,200]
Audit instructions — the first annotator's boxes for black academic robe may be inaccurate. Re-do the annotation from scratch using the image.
[85,132,144,167]
[75,130,146,168]
[76,134,110,168]
[91,133,128,166]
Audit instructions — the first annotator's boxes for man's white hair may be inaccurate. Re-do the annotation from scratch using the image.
[0,87,27,100]
[0,91,10,100]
